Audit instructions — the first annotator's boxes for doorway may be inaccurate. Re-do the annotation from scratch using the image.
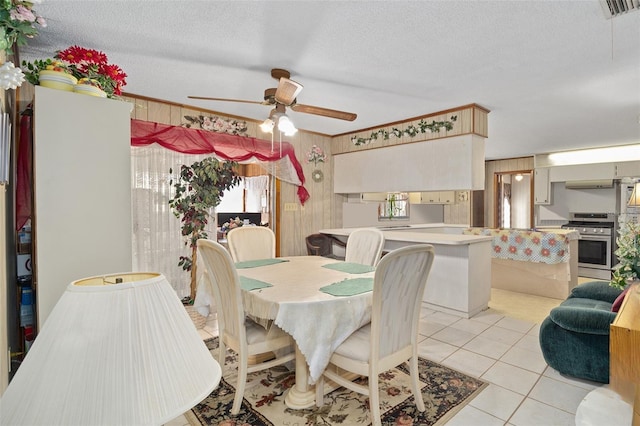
[495,171,534,229]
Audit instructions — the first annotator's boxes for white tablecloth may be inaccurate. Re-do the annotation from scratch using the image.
[236,256,374,383]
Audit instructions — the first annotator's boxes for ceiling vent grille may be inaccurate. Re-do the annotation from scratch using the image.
[600,0,640,18]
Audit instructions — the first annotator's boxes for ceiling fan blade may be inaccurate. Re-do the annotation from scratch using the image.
[291,103,357,121]
[187,96,269,105]
[274,78,303,106]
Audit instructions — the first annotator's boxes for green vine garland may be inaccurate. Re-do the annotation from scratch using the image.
[351,115,457,146]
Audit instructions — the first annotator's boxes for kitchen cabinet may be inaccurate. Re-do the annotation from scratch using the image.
[534,167,551,205]
[32,86,133,329]
[334,134,485,193]
[360,193,387,202]
[410,191,455,204]
[614,161,640,178]
[548,163,615,182]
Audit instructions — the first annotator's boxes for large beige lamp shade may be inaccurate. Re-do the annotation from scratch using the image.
[0,272,221,425]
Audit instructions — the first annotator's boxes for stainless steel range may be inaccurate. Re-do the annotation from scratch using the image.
[561,212,617,280]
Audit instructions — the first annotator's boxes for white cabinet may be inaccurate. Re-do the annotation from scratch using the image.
[334,134,485,193]
[410,191,455,204]
[360,193,387,202]
[33,87,133,329]
[615,161,640,178]
[534,167,551,205]
[549,163,615,182]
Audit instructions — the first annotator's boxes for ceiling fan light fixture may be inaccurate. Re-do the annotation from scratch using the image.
[278,115,297,136]
[259,118,274,133]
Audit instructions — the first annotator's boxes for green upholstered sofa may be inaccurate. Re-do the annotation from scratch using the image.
[539,280,623,383]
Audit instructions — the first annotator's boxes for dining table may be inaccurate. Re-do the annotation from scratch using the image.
[234,255,376,409]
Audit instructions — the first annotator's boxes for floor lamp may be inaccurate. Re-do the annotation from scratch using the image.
[0,272,221,425]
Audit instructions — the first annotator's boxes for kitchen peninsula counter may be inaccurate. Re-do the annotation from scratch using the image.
[320,224,492,318]
[322,224,492,246]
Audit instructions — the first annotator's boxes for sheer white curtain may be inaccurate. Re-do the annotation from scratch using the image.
[131,145,271,297]
[131,144,211,297]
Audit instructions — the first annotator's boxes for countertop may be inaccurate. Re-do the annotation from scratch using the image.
[320,224,492,246]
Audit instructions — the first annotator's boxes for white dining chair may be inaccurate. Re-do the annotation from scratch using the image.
[197,239,295,415]
[315,244,435,426]
[344,228,385,266]
[226,226,276,262]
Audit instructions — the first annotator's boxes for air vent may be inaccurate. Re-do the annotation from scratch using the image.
[600,0,640,18]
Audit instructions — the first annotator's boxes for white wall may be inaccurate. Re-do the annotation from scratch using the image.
[538,183,618,224]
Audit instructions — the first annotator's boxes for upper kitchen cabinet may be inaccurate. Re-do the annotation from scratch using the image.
[614,161,640,178]
[32,86,133,329]
[548,163,615,182]
[534,167,551,205]
[409,191,456,204]
[334,134,485,193]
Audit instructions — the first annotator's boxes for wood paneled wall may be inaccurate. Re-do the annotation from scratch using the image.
[122,94,335,257]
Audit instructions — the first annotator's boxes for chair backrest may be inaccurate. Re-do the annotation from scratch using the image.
[227,226,276,262]
[306,233,333,256]
[197,239,246,347]
[344,228,385,266]
[371,244,435,359]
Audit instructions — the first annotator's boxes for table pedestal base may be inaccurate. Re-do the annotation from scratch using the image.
[284,346,316,409]
[284,346,360,409]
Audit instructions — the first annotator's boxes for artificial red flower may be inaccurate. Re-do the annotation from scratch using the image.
[56,45,108,65]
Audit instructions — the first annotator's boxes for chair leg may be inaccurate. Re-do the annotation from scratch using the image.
[218,338,226,373]
[369,374,381,426]
[232,355,248,415]
[315,374,324,407]
[409,355,425,412]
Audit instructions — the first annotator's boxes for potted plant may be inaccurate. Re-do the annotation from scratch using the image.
[0,0,46,55]
[610,220,640,290]
[21,45,127,98]
[169,157,241,302]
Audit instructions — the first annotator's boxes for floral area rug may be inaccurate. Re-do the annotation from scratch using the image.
[186,337,488,426]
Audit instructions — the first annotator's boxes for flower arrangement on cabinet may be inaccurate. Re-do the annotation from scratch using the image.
[0,0,46,54]
[22,45,127,98]
[306,144,326,166]
[610,221,640,290]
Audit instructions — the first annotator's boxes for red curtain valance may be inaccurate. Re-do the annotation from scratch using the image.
[130,119,309,204]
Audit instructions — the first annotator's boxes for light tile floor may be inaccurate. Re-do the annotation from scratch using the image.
[168,303,604,426]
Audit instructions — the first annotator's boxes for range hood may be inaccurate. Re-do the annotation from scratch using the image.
[565,179,614,189]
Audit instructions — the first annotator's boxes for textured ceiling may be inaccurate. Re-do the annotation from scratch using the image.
[18,0,640,160]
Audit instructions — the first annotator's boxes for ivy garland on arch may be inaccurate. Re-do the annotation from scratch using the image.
[351,115,457,146]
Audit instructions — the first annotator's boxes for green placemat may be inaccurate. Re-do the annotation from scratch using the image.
[235,258,289,269]
[322,262,375,274]
[320,277,374,296]
[239,276,273,291]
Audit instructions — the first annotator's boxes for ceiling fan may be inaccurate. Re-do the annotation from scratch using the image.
[188,68,357,122]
